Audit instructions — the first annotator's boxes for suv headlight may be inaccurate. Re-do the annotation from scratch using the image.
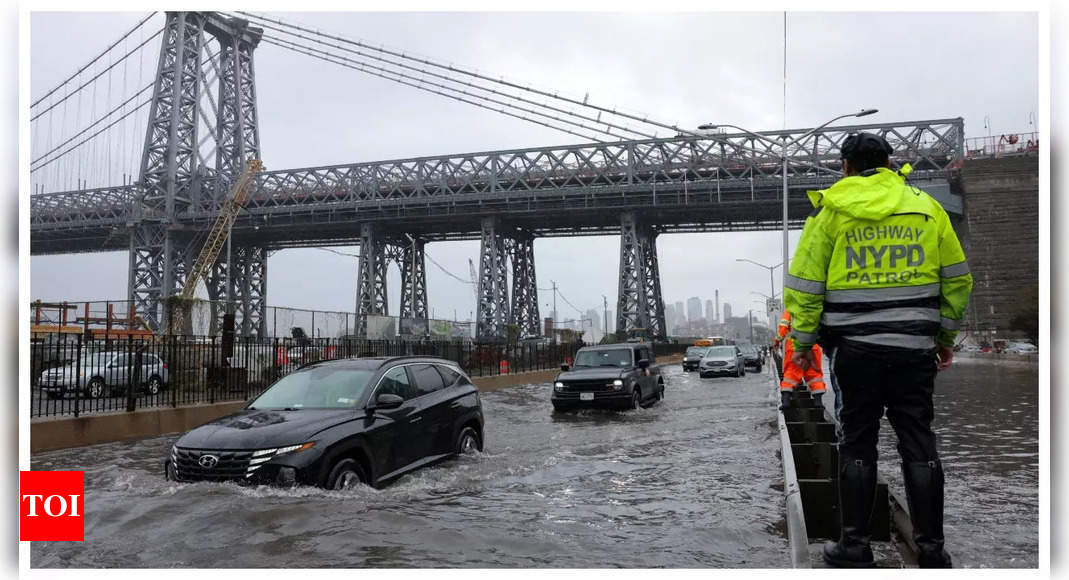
[612,379,624,390]
[554,381,565,392]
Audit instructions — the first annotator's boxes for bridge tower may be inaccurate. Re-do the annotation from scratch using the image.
[130,12,266,335]
[475,219,541,342]
[616,212,666,340]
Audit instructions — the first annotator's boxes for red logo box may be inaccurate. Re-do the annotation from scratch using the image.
[19,471,84,541]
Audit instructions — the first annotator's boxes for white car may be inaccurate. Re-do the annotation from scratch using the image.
[1005,342,1037,355]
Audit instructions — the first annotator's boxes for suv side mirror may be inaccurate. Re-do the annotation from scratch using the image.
[560,363,570,372]
[637,359,650,369]
[368,393,404,412]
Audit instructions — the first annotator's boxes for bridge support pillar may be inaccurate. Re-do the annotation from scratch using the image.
[356,223,389,337]
[476,217,510,341]
[509,231,541,340]
[616,212,666,341]
[397,236,429,336]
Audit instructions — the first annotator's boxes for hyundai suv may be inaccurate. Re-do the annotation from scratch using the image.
[164,356,484,489]
[551,344,664,411]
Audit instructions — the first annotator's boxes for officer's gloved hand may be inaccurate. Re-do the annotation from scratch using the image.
[779,391,792,411]
[813,392,824,409]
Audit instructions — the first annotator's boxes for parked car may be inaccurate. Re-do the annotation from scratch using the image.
[699,345,745,378]
[682,346,709,372]
[551,344,664,411]
[961,345,982,353]
[738,344,763,373]
[164,356,483,489]
[1005,342,1038,355]
[38,350,169,399]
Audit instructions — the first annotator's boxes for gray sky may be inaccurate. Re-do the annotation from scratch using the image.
[28,11,1039,331]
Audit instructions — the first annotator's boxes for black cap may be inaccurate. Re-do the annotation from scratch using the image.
[840,132,893,159]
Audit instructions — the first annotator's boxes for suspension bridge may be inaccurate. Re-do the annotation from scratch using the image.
[29,11,965,341]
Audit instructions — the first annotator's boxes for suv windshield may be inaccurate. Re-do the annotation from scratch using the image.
[249,366,375,409]
[685,347,709,357]
[572,349,633,368]
[706,346,737,358]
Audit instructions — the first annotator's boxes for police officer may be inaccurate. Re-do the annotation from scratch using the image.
[783,132,972,568]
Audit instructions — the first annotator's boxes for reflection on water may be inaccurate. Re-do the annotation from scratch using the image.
[32,367,789,568]
[875,359,1038,568]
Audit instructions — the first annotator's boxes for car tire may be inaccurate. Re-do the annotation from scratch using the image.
[325,457,368,490]
[45,390,61,400]
[631,388,642,410]
[147,375,163,395]
[456,426,481,455]
[87,378,105,399]
[658,381,665,400]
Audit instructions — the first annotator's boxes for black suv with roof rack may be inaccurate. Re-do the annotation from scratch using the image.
[551,343,664,411]
[164,356,483,490]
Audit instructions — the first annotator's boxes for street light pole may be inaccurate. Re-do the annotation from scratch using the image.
[702,108,878,293]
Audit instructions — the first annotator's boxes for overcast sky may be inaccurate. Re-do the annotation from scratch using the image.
[28,11,1038,332]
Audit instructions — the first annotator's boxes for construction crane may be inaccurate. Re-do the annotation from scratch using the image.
[166,159,264,335]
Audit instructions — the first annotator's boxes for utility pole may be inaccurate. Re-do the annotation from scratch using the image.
[602,294,609,343]
[551,280,558,328]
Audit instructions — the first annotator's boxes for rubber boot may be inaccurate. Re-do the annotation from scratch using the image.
[902,461,953,568]
[823,459,877,568]
[778,390,792,411]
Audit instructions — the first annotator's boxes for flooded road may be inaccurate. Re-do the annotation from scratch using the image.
[874,357,1039,568]
[31,364,789,568]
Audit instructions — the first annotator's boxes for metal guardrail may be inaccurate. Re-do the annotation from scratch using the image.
[964,132,1039,159]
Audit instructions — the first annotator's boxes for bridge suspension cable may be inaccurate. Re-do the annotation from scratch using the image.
[261,35,626,142]
[261,36,608,143]
[239,13,656,141]
[30,12,158,109]
[236,11,677,141]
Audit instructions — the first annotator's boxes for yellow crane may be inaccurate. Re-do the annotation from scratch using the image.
[167,159,264,335]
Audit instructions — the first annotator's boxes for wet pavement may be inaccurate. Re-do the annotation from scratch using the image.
[876,358,1039,568]
[31,364,790,568]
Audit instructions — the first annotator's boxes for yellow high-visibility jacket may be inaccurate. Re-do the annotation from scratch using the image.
[784,165,973,352]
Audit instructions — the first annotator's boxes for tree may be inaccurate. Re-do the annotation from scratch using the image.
[1008,284,1039,345]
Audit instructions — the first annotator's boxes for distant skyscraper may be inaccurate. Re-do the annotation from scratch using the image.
[665,303,677,335]
[586,308,601,340]
[724,303,733,321]
[715,290,720,324]
[687,297,702,322]
[705,299,714,323]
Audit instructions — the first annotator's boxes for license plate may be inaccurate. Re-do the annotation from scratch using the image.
[580,392,594,401]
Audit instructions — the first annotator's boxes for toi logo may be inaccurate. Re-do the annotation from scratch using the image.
[19,471,84,541]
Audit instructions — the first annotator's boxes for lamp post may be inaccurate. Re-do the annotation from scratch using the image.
[701,108,878,292]
[736,258,782,303]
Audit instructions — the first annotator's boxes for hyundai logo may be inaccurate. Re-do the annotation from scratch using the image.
[198,454,219,468]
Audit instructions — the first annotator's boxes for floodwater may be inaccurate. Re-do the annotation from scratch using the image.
[31,365,790,568]
[30,357,1040,568]
[869,357,1039,568]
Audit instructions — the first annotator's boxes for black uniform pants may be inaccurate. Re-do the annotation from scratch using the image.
[833,343,940,464]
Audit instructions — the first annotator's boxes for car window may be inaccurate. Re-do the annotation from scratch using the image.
[249,366,375,409]
[572,349,633,368]
[411,363,446,396]
[111,354,127,367]
[376,366,417,401]
[436,365,463,387]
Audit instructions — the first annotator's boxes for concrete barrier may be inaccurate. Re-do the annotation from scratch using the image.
[32,354,682,453]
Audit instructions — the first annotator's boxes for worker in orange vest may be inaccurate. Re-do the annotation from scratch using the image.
[774,309,826,410]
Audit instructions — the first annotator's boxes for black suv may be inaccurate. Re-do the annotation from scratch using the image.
[682,346,709,372]
[164,356,484,489]
[551,344,664,411]
[739,344,763,373]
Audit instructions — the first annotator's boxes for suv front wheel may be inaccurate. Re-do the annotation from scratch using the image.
[325,458,367,490]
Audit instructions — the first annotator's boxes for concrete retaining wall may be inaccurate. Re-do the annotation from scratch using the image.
[31,354,683,453]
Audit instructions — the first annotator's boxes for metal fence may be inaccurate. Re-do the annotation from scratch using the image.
[29,332,584,419]
[964,132,1039,159]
